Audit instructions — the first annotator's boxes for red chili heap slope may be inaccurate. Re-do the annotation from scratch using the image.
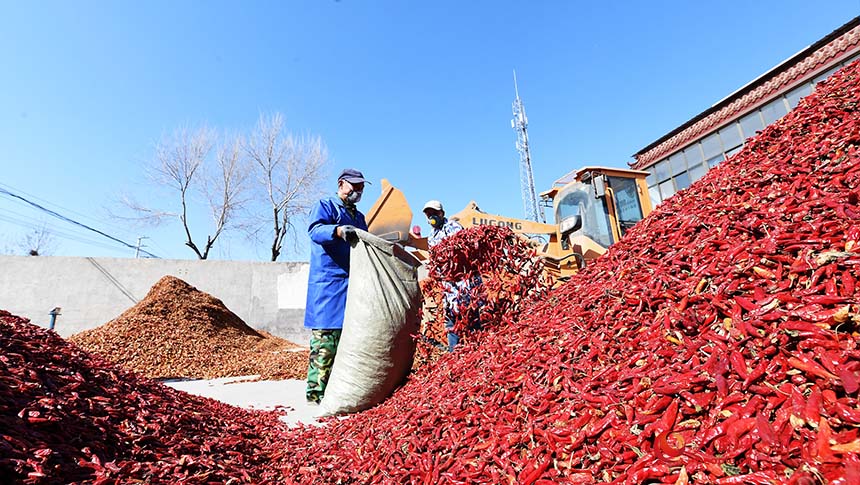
[0,310,287,484]
[276,61,860,483]
[70,275,307,380]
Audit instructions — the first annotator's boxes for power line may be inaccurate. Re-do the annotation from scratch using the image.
[0,212,135,254]
[0,205,112,241]
[0,182,197,259]
[0,186,160,258]
[0,181,140,240]
[0,211,139,251]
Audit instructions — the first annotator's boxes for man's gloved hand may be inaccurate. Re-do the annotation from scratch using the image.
[337,225,359,244]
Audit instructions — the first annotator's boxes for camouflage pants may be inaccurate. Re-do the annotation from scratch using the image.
[306,329,342,403]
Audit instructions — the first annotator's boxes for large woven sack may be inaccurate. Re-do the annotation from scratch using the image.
[320,229,421,415]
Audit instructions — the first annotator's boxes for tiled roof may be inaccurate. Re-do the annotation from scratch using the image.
[632,17,860,170]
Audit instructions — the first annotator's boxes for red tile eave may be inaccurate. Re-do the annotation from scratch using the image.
[631,25,860,170]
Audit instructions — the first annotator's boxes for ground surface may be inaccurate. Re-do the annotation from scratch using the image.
[164,377,324,427]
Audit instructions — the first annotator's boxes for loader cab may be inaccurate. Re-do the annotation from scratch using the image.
[553,181,613,248]
[542,167,652,259]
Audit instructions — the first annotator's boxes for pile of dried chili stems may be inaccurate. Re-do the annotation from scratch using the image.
[3,59,860,484]
[70,275,308,381]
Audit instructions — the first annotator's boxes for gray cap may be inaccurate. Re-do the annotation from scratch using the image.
[422,200,443,212]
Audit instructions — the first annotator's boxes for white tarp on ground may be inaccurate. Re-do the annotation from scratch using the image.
[164,377,324,428]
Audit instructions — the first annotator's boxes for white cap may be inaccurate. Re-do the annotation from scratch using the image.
[422,200,443,212]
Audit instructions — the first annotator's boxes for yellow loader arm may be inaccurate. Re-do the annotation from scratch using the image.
[450,202,583,282]
[450,201,558,234]
[366,179,429,254]
[366,179,586,282]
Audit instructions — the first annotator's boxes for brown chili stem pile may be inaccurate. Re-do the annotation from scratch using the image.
[70,275,308,381]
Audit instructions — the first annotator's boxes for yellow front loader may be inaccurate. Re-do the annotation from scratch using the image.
[366,166,653,283]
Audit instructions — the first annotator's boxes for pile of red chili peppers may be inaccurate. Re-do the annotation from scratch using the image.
[0,310,288,484]
[3,59,860,484]
[274,61,860,483]
[416,224,551,361]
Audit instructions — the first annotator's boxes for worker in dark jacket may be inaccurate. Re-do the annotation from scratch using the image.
[304,168,369,403]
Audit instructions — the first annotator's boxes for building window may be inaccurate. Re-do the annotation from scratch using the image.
[690,163,708,181]
[718,122,743,153]
[645,171,656,186]
[674,171,691,191]
[786,82,813,109]
[684,144,704,167]
[668,152,686,176]
[739,111,764,140]
[701,133,722,160]
[649,185,662,205]
[761,97,789,125]
[659,179,676,199]
[655,160,671,181]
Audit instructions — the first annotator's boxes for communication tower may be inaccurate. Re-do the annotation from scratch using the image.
[511,71,544,222]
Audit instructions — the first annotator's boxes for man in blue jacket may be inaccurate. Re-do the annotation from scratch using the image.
[304,168,369,404]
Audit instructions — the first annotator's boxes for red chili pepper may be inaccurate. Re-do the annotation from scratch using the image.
[518,456,552,485]
[626,464,670,484]
[755,412,778,448]
[729,351,749,380]
[742,360,768,389]
[834,402,860,424]
[725,417,756,448]
[655,432,684,458]
[715,470,779,484]
[839,368,860,394]
[788,355,839,381]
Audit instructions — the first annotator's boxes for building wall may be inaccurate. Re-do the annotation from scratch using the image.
[0,255,312,345]
[633,18,860,205]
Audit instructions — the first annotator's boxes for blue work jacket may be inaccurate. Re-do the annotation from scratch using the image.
[303,196,368,329]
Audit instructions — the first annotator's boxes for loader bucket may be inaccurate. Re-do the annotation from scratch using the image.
[366,179,414,244]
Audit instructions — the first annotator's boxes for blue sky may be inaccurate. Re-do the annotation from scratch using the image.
[1,1,858,261]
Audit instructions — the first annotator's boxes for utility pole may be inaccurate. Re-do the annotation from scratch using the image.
[135,236,149,258]
[512,70,544,223]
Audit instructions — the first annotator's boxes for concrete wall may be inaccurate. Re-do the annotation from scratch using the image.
[0,255,311,345]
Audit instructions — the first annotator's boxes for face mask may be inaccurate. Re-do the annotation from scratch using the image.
[346,190,362,204]
[428,215,443,228]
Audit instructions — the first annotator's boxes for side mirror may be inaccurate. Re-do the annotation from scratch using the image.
[558,215,582,236]
[593,175,607,198]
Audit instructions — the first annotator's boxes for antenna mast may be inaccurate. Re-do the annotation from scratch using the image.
[511,70,543,222]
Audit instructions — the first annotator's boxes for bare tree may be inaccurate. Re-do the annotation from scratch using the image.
[244,113,328,261]
[117,127,250,259]
[199,136,251,259]
[18,223,58,256]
